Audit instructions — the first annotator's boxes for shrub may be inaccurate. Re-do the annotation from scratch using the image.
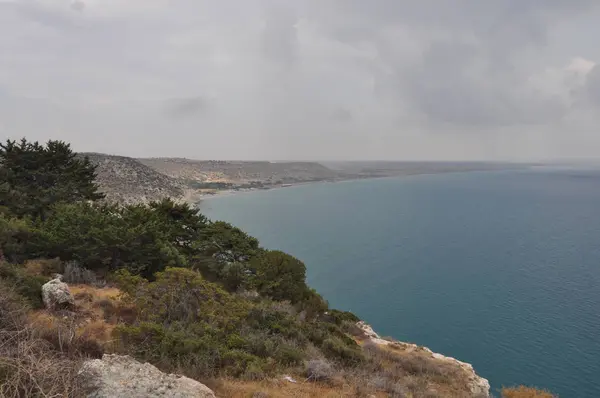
[305,358,335,381]
[274,344,305,366]
[0,214,33,263]
[62,261,105,286]
[23,258,62,277]
[322,337,364,366]
[0,262,47,308]
[324,309,360,325]
[243,361,267,381]
[0,279,83,397]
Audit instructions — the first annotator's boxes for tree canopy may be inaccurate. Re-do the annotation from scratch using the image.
[0,138,103,220]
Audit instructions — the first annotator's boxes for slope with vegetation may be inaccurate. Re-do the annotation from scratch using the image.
[83,152,185,204]
[0,138,553,397]
[138,158,342,187]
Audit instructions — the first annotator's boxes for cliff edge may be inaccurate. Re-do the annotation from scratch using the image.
[357,321,491,397]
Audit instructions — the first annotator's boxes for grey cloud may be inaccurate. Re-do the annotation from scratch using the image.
[403,40,568,126]
[1,0,80,30]
[2,1,600,161]
[583,65,600,105]
[165,96,211,118]
[70,1,85,12]
[331,108,353,123]
[261,3,298,67]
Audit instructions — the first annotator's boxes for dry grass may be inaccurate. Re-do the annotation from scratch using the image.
[211,337,477,398]
[501,386,556,398]
[27,283,124,357]
[210,378,389,398]
[69,284,121,301]
[347,340,474,397]
[22,258,62,278]
[0,280,84,398]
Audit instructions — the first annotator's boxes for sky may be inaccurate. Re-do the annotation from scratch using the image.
[2,0,600,161]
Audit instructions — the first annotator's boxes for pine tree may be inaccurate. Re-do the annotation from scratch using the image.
[0,138,104,220]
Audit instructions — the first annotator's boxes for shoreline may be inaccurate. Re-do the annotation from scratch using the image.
[356,321,491,397]
[189,165,533,204]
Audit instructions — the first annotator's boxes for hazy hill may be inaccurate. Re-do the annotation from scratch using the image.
[82,153,185,204]
[137,158,341,184]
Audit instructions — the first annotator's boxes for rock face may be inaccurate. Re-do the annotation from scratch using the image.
[42,277,75,310]
[356,321,491,397]
[78,354,215,398]
[82,153,185,204]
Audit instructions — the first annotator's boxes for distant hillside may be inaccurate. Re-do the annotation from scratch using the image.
[321,161,526,177]
[137,158,341,185]
[82,153,185,204]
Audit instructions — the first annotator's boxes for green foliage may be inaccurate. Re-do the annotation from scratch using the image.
[325,309,361,326]
[0,138,103,220]
[321,336,364,366]
[274,344,304,366]
[112,268,323,378]
[147,198,208,257]
[251,250,308,303]
[198,221,259,262]
[2,136,371,382]
[0,262,47,308]
[299,289,329,320]
[30,200,205,277]
[0,214,33,263]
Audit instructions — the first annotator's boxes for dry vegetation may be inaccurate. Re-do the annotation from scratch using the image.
[0,281,84,397]
[501,386,557,398]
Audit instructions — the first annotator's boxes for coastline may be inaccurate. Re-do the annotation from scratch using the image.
[356,321,491,397]
[189,165,533,204]
[194,171,498,397]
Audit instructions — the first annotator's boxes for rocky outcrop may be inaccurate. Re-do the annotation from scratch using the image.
[42,276,75,310]
[82,153,185,204]
[356,321,491,397]
[78,354,215,398]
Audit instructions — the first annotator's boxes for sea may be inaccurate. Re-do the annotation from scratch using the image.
[199,168,600,397]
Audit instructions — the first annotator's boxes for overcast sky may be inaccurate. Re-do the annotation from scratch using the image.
[2,0,600,161]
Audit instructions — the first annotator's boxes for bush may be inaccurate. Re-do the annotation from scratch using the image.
[322,337,364,366]
[62,261,104,286]
[0,262,48,308]
[274,344,305,366]
[324,309,360,325]
[23,258,62,277]
[0,214,33,263]
[305,358,335,381]
[0,279,83,397]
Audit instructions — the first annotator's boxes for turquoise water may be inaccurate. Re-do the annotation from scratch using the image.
[200,169,600,397]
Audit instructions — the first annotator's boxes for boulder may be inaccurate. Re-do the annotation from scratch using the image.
[78,354,215,398]
[41,276,75,310]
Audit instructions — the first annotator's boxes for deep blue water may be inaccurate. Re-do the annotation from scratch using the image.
[200,169,600,397]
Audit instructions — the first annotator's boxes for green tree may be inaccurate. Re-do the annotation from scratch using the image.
[251,250,308,303]
[198,221,259,261]
[0,138,104,220]
[148,198,208,257]
[32,202,186,277]
[0,215,33,263]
